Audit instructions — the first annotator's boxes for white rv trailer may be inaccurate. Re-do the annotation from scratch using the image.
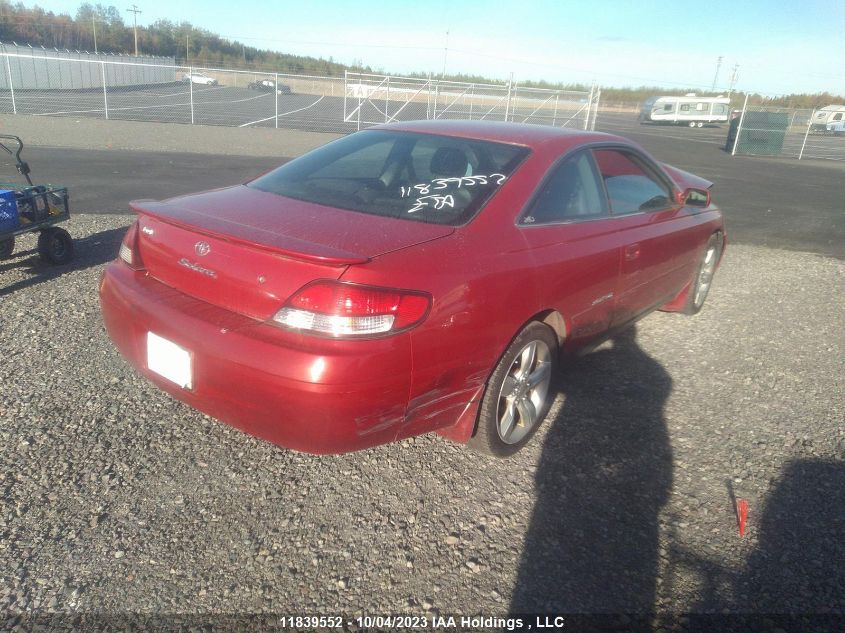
[639,94,731,127]
[809,105,845,133]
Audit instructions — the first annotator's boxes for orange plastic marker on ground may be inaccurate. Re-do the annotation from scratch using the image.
[736,498,748,536]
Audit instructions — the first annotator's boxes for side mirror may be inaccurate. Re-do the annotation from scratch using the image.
[677,187,710,208]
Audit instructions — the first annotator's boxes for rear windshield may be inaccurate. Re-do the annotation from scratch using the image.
[248,130,530,225]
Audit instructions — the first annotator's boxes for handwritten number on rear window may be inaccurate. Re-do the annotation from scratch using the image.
[400,174,507,214]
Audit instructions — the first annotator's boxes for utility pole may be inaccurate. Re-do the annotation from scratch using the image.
[92,15,98,54]
[127,4,142,56]
[711,55,723,92]
[728,63,740,98]
[441,29,449,79]
[186,32,189,63]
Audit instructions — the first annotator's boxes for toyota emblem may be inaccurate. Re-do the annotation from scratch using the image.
[194,241,211,257]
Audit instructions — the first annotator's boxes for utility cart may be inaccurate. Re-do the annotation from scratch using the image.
[0,134,73,265]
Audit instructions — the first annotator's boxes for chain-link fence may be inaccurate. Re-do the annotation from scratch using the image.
[0,52,599,135]
[0,52,350,131]
[728,100,845,161]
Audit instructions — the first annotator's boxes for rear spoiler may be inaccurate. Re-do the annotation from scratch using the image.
[661,163,714,191]
[129,199,370,266]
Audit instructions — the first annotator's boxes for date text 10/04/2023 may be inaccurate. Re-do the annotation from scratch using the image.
[277,615,568,630]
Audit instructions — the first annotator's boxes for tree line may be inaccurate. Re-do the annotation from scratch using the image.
[0,1,841,108]
[0,1,364,75]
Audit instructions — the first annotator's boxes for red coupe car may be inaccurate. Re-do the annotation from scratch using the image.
[100,120,725,456]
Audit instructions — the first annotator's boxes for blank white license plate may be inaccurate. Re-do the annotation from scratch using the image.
[146,332,192,390]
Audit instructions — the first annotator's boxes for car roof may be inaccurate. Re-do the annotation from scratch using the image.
[371,119,627,151]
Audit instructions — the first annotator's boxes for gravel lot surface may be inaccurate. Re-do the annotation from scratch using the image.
[1,214,843,629]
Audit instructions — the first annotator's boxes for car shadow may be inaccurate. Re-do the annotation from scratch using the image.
[0,226,127,297]
[510,326,673,624]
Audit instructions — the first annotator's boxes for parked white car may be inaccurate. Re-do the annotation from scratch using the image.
[182,72,218,86]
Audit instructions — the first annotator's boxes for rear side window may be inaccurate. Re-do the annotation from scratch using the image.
[593,149,672,214]
[523,151,607,224]
[249,130,529,226]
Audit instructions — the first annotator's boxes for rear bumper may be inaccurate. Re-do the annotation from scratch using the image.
[99,262,412,454]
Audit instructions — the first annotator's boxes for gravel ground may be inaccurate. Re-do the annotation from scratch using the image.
[1,214,843,629]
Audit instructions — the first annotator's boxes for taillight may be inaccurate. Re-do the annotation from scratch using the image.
[271,280,431,338]
[119,221,145,270]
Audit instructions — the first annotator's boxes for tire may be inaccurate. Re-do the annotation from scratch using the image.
[37,227,74,265]
[689,121,696,128]
[0,237,13,259]
[683,233,723,315]
[468,321,558,457]
[696,121,704,128]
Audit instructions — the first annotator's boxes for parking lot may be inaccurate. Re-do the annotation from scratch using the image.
[4,83,844,162]
[0,114,843,628]
[0,83,508,132]
[599,110,845,160]
[1,82,592,135]
[0,83,355,133]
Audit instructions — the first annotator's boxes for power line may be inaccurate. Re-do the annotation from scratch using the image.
[446,47,712,88]
[209,34,440,52]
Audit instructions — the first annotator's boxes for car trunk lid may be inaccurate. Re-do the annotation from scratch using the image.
[130,185,453,321]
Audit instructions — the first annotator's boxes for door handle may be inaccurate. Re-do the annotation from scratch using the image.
[624,243,641,261]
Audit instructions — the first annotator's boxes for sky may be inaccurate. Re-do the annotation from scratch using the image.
[21,0,845,95]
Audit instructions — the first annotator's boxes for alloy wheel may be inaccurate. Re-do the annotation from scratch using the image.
[694,244,718,308]
[496,339,552,444]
